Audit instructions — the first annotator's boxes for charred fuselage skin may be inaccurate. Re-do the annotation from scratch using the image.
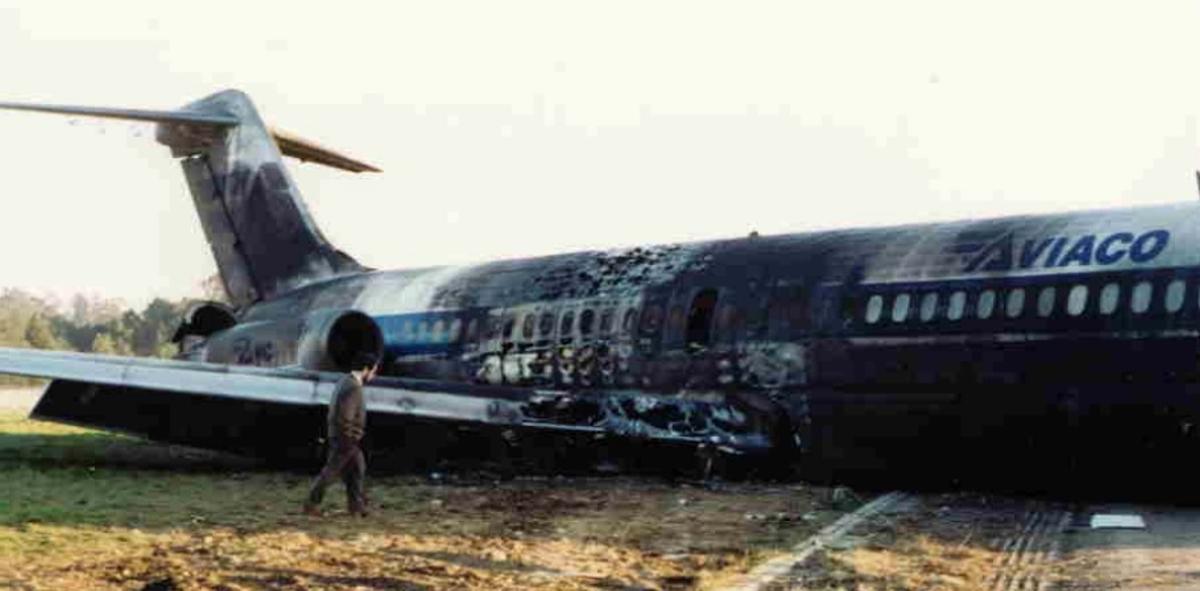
[201,200,1200,489]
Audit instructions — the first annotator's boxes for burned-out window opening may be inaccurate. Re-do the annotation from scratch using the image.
[686,288,719,347]
[521,314,535,340]
[640,305,662,333]
[622,308,638,334]
[580,309,596,336]
[538,312,555,337]
[599,308,614,334]
[502,315,516,341]
[560,311,576,340]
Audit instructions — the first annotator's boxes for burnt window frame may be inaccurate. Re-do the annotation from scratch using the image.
[560,310,576,343]
[580,309,596,337]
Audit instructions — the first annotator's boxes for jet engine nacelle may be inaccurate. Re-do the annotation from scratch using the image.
[202,308,383,372]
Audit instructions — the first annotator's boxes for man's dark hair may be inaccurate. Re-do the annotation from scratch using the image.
[351,352,379,372]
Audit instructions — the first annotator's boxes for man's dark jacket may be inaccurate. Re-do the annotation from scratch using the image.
[327,374,366,443]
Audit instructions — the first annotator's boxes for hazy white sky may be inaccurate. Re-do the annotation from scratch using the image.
[0,1,1197,307]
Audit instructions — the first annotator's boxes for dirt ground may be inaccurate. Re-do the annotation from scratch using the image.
[1054,503,1200,590]
[760,493,1072,590]
[0,402,850,591]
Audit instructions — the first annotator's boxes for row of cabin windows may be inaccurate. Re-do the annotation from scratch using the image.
[395,307,640,346]
[498,306,640,343]
[861,279,1188,325]
[399,318,465,343]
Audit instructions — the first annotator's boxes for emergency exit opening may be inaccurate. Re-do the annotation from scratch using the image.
[686,288,719,348]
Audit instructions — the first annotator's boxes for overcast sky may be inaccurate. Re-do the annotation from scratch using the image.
[0,1,1197,307]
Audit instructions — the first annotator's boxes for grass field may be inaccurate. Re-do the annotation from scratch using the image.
[0,410,849,590]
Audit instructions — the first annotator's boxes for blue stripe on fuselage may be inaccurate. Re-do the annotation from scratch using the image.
[374,311,468,358]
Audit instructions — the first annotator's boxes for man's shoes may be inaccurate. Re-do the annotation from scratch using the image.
[302,504,323,517]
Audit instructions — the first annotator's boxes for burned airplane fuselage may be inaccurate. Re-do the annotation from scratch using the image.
[189,199,1200,485]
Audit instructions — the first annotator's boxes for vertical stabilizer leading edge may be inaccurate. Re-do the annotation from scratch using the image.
[0,90,380,308]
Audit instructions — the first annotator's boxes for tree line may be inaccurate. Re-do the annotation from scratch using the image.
[0,287,218,386]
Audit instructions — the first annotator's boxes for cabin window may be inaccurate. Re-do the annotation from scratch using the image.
[891,293,911,322]
[1037,287,1056,318]
[666,305,684,335]
[919,293,938,322]
[449,319,463,343]
[1166,280,1186,313]
[580,309,596,336]
[402,320,415,341]
[622,308,638,334]
[599,308,614,334]
[865,295,884,324]
[686,289,719,346]
[465,319,479,342]
[1099,283,1120,315]
[560,311,576,340]
[539,312,555,337]
[947,291,966,320]
[432,319,446,342]
[521,314,535,340]
[640,306,661,333]
[417,321,430,342]
[502,315,516,340]
[1005,288,1025,318]
[977,290,996,319]
[1067,285,1088,316]
[1131,281,1153,314]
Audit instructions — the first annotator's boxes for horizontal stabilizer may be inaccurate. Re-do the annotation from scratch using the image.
[0,98,381,173]
[0,101,239,126]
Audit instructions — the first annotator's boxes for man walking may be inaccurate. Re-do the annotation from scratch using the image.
[303,352,379,517]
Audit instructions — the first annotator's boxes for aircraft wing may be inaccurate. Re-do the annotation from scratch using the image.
[0,347,772,460]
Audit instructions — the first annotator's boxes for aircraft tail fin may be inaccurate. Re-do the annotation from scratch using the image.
[0,90,380,307]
